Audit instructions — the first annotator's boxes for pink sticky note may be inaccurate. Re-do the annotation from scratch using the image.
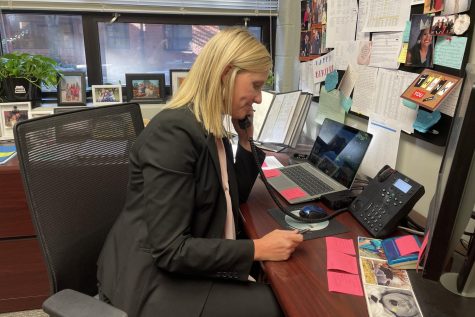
[327,250,359,274]
[326,237,356,255]
[327,271,363,296]
[395,235,420,256]
[263,169,281,179]
[280,187,307,200]
[262,162,268,168]
[417,230,430,272]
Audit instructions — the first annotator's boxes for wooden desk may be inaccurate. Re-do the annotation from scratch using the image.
[240,174,371,317]
[0,157,49,313]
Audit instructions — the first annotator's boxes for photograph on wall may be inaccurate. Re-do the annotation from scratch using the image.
[126,73,165,103]
[311,0,327,26]
[301,0,311,30]
[0,102,32,140]
[424,0,444,13]
[91,85,122,106]
[443,0,471,14]
[57,71,87,106]
[405,14,434,67]
[431,14,457,35]
[169,70,190,97]
[309,28,322,55]
[300,31,312,57]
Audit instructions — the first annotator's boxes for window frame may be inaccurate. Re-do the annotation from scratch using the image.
[0,10,275,101]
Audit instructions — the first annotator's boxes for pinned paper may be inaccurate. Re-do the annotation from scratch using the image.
[327,250,359,274]
[326,237,356,255]
[263,169,281,179]
[327,271,364,296]
[434,36,468,70]
[398,43,409,63]
[325,70,339,91]
[280,187,307,200]
[395,235,420,256]
[402,98,418,109]
[340,94,352,113]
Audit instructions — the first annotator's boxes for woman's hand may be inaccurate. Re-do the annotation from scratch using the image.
[253,229,304,261]
[232,115,254,152]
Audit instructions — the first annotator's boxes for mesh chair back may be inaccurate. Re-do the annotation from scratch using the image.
[14,103,144,296]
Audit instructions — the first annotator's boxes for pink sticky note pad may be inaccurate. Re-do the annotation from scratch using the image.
[326,237,356,255]
[327,271,363,296]
[263,169,281,179]
[280,187,307,200]
[395,235,420,256]
[262,162,268,168]
[417,230,430,271]
[327,250,359,275]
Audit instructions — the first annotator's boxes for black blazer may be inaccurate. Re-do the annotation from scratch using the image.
[97,106,265,317]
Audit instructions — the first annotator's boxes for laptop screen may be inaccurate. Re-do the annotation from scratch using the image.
[308,118,373,188]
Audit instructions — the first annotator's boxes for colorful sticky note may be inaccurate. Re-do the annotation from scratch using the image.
[395,235,420,256]
[340,94,352,113]
[263,169,281,179]
[325,70,339,91]
[402,98,418,109]
[434,36,468,70]
[326,237,356,255]
[327,271,363,296]
[417,230,430,272]
[327,250,359,274]
[280,187,307,200]
[261,161,268,168]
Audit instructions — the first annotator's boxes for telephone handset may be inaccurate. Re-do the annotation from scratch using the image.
[238,116,251,130]
[348,165,425,238]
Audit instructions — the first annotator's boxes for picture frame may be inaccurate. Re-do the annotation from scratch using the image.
[91,84,123,106]
[0,101,32,140]
[169,69,190,96]
[126,73,166,103]
[57,71,87,106]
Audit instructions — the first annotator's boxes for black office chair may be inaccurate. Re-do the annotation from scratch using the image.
[14,103,145,317]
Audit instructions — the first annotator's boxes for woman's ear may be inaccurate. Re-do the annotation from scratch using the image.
[221,65,233,82]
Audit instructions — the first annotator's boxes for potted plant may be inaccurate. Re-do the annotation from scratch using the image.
[0,52,62,102]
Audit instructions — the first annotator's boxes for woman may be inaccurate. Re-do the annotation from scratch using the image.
[406,27,433,67]
[97,28,303,317]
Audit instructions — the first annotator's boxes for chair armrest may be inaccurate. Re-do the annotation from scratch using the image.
[43,289,127,317]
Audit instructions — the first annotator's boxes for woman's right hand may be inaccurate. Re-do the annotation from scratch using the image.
[253,229,304,261]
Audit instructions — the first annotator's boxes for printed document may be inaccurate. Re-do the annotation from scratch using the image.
[326,0,358,48]
[363,0,412,32]
[368,32,403,69]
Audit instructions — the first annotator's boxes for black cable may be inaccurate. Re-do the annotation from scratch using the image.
[247,135,347,223]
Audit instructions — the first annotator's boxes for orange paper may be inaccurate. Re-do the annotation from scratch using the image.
[280,187,307,200]
[327,271,363,296]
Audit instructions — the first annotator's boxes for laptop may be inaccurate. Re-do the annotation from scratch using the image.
[267,118,373,204]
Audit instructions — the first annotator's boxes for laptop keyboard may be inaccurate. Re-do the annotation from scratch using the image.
[280,165,334,196]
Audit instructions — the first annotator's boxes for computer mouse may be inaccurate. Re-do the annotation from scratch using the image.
[299,205,327,219]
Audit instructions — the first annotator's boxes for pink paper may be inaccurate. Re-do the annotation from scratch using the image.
[327,250,359,274]
[327,271,363,296]
[326,237,356,255]
[395,235,420,256]
[280,187,307,200]
[262,162,268,168]
[263,169,281,179]
[417,230,430,272]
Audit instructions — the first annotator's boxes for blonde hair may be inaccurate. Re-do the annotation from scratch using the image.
[167,27,272,138]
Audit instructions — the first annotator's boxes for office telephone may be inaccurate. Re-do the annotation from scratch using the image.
[348,165,425,238]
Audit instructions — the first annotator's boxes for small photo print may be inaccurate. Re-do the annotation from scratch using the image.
[92,85,122,106]
[132,79,161,99]
[60,76,83,103]
[300,31,311,57]
[424,0,444,13]
[0,102,32,140]
[364,284,423,317]
[431,15,457,35]
[361,258,411,289]
[358,237,387,261]
[309,28,322,55]
[406,14,434,67]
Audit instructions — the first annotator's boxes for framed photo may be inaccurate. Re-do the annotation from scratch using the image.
[57,71,87,106]
[169,69,190,96]
[91,85,123,106]
[126,73,166,103]
[0,101,32,140]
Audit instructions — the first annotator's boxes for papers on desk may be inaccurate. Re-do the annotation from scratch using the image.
[0,145,16,165]
[357,237,424,317]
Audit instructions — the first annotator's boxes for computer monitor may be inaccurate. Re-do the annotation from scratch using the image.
[422,63,475,297]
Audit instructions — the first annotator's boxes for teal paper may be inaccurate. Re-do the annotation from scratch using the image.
[434,36,467,70]
[402,21,411,43]
[413,109,441,133]
[402,99,418,109]
[325,70,338,91]
[340,93,352,113]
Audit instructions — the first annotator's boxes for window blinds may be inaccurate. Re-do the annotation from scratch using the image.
[0,0,278,16]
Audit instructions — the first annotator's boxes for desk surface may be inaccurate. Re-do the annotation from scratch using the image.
[240,163,371,317]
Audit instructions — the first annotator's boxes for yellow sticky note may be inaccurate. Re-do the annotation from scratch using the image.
[398,43,408,63]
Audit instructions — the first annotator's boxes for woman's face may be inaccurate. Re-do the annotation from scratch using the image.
[231,70,268,120]
[420,29,432,47]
